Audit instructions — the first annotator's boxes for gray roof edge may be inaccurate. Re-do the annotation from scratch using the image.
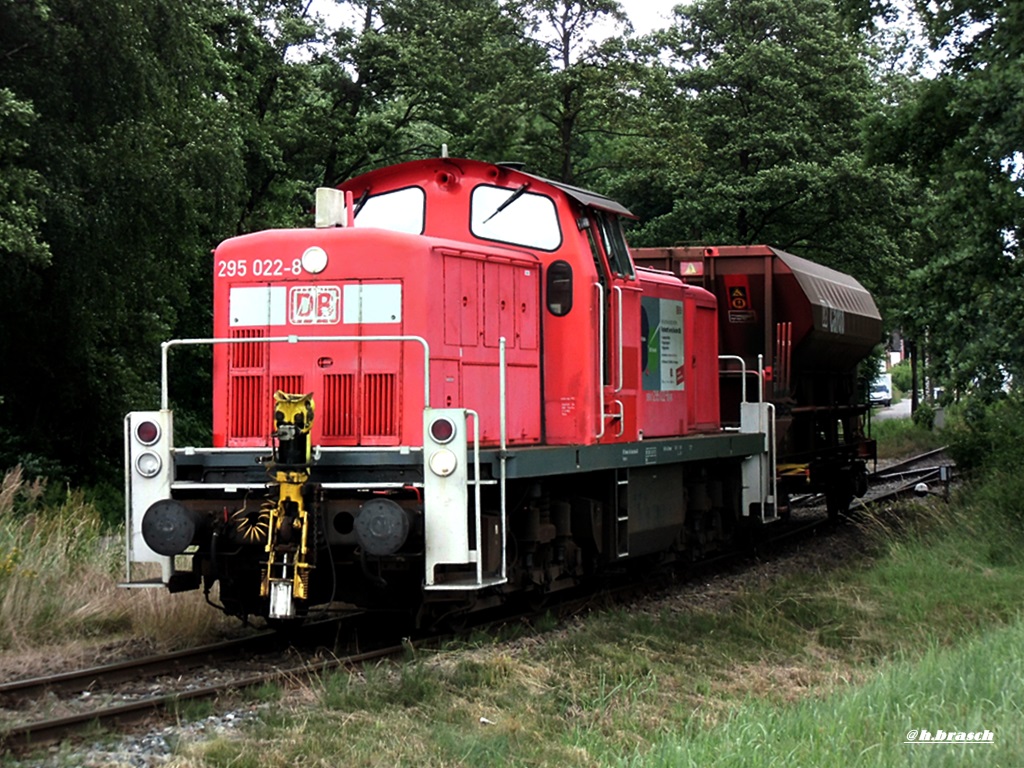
[772,247,882,322]
[519,171,635,219]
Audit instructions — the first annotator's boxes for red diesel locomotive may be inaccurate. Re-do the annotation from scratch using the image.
[124,157,881,623]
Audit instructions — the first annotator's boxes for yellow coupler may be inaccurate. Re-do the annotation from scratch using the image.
[260,392,316,606]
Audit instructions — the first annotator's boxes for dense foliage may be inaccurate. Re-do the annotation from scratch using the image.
[0,0,1019,483]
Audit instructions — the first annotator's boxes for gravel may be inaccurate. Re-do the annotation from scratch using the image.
[7,707,263,768]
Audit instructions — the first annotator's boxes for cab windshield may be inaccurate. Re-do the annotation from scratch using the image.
[352,186,426,234]
[470,184,562,251]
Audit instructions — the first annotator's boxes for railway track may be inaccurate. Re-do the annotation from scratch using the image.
[865,445,954,504]
[2,449,954,756]
[0,630,279,703]
[0,615,405,754]
[869,445,950,481]
[789,446,953,511]
[0,646,406,752]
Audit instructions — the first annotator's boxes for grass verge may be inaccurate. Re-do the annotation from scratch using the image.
[0,466,234,657]
[870,415,945,459]
[636,619,1024,767]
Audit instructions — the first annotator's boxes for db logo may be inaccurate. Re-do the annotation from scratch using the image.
[290,286,340,325]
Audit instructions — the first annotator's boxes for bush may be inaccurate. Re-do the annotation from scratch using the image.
[911,401,935,430]
[945,393,1024,474]
[891,360,912,394]
[973,467,1024,565]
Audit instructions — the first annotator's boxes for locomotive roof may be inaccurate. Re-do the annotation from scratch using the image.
[340,157,635,219]
[515,170,635,219]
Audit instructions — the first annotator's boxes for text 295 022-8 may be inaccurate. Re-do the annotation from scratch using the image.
[216,259,304,279]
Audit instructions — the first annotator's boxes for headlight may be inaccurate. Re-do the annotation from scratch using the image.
[428,449,458,477]
[135,451,163,478]
[301,246,328,274]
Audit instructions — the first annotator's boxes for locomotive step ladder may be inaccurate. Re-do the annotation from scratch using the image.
[615,468,630,558]
[740,400,779,523]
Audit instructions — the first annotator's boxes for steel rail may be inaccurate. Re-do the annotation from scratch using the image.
[1,643,404,752]
[869,446,949,480]
[0,631,279,704]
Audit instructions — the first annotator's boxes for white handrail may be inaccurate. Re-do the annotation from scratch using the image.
[613,285,624,393]
[498,337,508,581]
[718,354,764,404]
[466,408,483,584]
[766,402,778,513]
[160,335,430,410]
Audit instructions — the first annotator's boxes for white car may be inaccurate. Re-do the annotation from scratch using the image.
[870,376,893,408]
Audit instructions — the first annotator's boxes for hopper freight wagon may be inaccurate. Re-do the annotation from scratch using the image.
[631,245,881,516]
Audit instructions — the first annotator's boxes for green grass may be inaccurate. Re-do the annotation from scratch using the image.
[0,465,235,653]
[870,415,945,459]
[0,466,129,648]
[634,620,1024,767]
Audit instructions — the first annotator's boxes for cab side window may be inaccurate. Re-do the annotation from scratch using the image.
[593,211,635,279]
[546,260,573,316]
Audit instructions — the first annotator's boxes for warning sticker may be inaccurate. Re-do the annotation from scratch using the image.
[729,285,749,310]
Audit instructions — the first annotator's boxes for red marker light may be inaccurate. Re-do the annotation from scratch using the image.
[136,420,160,445]
[429,418,456,444]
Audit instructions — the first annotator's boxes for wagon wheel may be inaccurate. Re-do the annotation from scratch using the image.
[825,484,853,521]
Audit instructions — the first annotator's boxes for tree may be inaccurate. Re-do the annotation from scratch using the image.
[0,88,50,267]
[627,0,912,294]
[870,1,1024,397]
[515,0,640,182]
[335,0,548,170]
[0,0,248,478]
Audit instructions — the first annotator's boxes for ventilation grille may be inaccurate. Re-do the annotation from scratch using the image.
[230,375,264,438]
[231,367,399,442]
[230,328,266,369]
[272,375,305,397]
[362,373,397,437]
[322,374,356,438]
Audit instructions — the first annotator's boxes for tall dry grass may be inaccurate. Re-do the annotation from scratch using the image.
[0,466,234,654]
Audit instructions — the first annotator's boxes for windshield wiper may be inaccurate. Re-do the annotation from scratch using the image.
[353,188,370,218]
[482,183,529,223]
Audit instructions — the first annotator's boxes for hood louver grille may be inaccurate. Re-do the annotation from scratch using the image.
[362,373,397,438]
